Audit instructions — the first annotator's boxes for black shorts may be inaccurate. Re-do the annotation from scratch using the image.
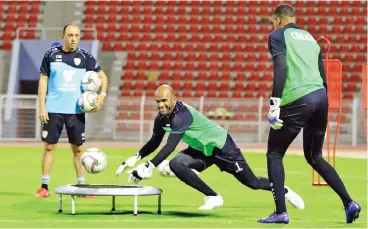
[279,88,328,133]
[176,134,248,175]
[41,113,86,145]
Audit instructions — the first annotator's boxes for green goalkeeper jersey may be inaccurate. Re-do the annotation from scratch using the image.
[268,23,325,106]
[155,101,227,156]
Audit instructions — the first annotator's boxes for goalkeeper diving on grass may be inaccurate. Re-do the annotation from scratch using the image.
[116,84,304,210]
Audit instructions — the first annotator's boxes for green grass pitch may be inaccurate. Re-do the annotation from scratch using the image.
[0,147,366,228]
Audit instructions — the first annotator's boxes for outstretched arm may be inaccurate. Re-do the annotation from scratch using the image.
[150,133,184,166]
[128,108,193,182]
[116,116,165,176]
[139,118,166,159]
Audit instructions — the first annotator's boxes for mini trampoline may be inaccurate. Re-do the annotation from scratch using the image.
[54,184,163,215]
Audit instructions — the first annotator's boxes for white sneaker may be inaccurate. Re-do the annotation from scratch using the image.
[198,195,223,210]
[285,186,305,209]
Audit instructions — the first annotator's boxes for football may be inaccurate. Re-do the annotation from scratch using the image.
[158,160,175,177]
[81,71,101,92]
[81,148,107,174]
[158,159,200,177]
[78,91,98,113]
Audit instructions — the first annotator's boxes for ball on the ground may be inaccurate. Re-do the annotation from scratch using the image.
[81,148,107,174]
[158,159,200,177]
[158,160,175,177]
[78,91,98,113]
[81,71,101,92]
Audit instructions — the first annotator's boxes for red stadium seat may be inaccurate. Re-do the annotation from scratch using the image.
[233,83,245,91]
[197,72,208,81]
[186,62,196,71]
[171,82,181,91]
[249,73,260,81]
[196,82,206,91]
[219,83,230,91]
[184,72,195,81]
[234,53,246,62]
[182,82,193,91]
[258,83,269,91]
[218,91,229,98]
[236,73,247,81]
[122,72,134,80]
[221,73,232,81]
[207,82,218,91]
[207,91,217,98]
[244,92,255,98]
[208,73,219,81]
[99,1,367,129]
[1,41,12,50]
[172,72,182,81]
[245,83,256,91]
[234,113,244,120]
[121,82,133,90]
[182,91,192,98]
[344,84,357,92]
[232,92,243,98]
[146,81,157,91]
[135,82,145,91]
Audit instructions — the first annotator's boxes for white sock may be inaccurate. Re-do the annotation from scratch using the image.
[77,176,85,184]
[42,175,50,185]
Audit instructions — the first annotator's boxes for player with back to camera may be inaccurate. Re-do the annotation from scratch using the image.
[116,84,305,210]
[257,4,361,224]
[35,24,109,198]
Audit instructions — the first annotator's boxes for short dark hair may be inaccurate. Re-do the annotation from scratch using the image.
[273,4,295,17]
[63,24,72,34]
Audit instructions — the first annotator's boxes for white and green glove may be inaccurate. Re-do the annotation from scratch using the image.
[268,97,283,130]
[128,161,155,184]
[115,153,141,176]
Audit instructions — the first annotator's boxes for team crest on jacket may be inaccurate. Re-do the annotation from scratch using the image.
[42,131,48,138]
[74,58,81,65]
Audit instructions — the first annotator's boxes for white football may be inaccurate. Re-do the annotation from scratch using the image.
[82,71,101,92]
[78,91,98,113]
[158,160,175,177]
[158,159,200,177]
[81,148,107,174]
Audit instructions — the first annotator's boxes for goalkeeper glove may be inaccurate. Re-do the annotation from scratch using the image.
[128,161,155,184]
[115,152,141,176]
[268,97,283,130]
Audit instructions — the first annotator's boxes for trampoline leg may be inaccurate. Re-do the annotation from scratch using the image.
[157,194,161,214]
[111,196,116,211]
[71,195,75,215]
[133,195,138,216]
[58,194,62,213]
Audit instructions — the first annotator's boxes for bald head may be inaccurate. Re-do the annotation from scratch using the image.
[155,84,175,97]
[155,84,177,116]
[62,24,80,52]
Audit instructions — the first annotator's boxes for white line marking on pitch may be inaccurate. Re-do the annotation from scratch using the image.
[0,219,366,223]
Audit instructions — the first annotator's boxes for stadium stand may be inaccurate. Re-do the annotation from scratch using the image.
[1,1,366,133]
[0,1,42,49]
[80,0,367,127]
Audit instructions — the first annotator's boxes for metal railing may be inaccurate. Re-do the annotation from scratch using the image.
[0,94,361,145]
